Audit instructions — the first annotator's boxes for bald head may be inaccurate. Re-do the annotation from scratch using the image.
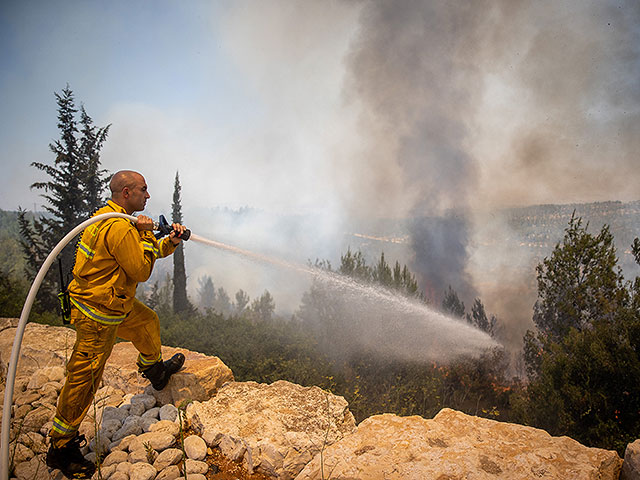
[110,170,150,214]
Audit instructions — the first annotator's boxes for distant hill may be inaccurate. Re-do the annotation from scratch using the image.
[500,200,640,276]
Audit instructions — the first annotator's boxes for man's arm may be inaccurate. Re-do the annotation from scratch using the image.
[109,218,158,282]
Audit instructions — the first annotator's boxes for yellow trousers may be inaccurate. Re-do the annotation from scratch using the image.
[50,299,162,447]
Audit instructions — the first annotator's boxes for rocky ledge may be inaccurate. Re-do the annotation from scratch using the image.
[0,320,630,480]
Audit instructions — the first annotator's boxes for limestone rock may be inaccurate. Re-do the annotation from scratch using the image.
[103,449,129,466]
[0,321,75,380]
[129,462,157,480]
[129,447,152,464]
[296,409,623,480]
[103,343,233,405]
[184,434,207,460]
[156,464,182,480]
[187,380,356,480]
[13,454,49,480]
[185,458,209,474]
[149,420,180,437]
[128,432,176,452]
[622,439,640,480]
[153,448,183,471]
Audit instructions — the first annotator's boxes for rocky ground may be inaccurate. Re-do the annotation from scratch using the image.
[0,320,630,480]
[2,368,273,480]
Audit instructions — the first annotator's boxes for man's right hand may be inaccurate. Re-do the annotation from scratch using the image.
[135,215,154,231]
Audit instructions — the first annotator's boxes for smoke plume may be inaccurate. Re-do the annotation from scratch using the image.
[341,0,640,340]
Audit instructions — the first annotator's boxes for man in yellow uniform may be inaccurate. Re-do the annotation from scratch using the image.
[46,170,187,478]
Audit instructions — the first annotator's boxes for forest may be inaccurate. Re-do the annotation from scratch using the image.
[2,87,640,456]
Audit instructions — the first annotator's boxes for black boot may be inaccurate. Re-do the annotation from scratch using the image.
[141,353,185,390]
[46,434,95,479]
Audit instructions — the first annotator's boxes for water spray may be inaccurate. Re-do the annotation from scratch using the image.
[1,212,499,478]
[0,212,188,479]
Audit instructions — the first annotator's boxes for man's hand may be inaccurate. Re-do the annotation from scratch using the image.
[135,215,154,231]
[169,223,187,245]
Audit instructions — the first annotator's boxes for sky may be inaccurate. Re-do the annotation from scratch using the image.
[1,0,638,217]
[1,0,639,350]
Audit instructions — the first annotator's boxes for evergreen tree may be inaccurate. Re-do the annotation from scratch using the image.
[442,286,465,318]
[249,290,276,322]
[171,171,191,313]
[516,214,640,454]
[466,298,497,337]
[213,286,232,316]
[532,213,625,342]
[197,275,216,311]
[19,86,110,309]
[234,289,250,313]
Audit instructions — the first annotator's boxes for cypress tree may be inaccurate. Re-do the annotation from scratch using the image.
[171,171,190,313]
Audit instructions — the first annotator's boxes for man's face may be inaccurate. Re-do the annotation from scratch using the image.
[124,174,150,213]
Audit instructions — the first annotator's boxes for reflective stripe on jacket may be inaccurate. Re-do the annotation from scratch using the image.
[68,200,177,324]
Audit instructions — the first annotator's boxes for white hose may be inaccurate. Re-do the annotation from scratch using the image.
[0,212,137,479]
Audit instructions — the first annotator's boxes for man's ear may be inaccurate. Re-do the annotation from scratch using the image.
[122,187,130,198]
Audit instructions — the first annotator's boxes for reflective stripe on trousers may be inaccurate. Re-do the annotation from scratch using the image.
[50,299,162,447]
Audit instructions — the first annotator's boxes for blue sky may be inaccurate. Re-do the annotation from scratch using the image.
[1,0,638,326]
[2,0,639,219]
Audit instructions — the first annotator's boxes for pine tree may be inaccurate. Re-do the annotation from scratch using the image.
[442,286,465,318]
[171,171,191,313]
[197,275,216,311]
[19,86,110,309]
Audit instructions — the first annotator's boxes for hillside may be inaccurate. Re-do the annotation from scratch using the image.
[0,320,627,480]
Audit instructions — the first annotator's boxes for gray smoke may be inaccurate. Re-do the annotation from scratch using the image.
[341,0,640,333]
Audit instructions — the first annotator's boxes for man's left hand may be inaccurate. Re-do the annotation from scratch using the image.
[170,223,187,245]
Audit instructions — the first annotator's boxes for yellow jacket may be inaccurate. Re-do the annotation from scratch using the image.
[68,200,177,324]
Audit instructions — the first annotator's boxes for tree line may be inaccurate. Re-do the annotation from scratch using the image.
[2,87,640,455]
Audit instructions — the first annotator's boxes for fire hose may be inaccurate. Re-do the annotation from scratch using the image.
[0,212,189,479]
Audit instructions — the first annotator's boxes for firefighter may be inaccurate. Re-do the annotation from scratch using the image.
[46,170,186,478]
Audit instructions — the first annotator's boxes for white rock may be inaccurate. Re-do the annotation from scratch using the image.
[184,435,207,461]
[116,461,133,474]
[159,404,178,422]
[111,434,137,452]
[17,432,46,454]
[176,474,206,480]
[128,432,176,452]
[94,463,116,479]
[129,462,157,480]
[622,439,640,480]
[185,458,209,474]
[14,391,41,406]
[202,429,223,447]
[26,372,49,390]
[129,448,153,464]
[14,455,50,480]
[43,366,65,383]
[155,465,182,480]
[109,472,129,480]
[10,443,34,463]
[153,448,183,471]
[103,449,129,466]
[149,420,179,437]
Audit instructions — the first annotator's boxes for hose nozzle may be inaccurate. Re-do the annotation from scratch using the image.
[153,215,191,241]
